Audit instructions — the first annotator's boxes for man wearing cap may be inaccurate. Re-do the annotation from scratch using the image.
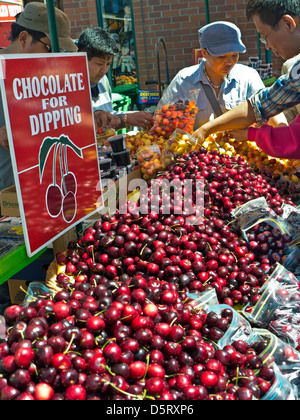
[159,21,286,130]
[0,2,77,193]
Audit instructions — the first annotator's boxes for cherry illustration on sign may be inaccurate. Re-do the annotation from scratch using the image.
[39,135,83,223]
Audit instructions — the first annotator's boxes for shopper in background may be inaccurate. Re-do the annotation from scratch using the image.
[193,0,300,160]
[159,21,287,130]
[77,27,153,132]
[281,54,300,123]
[0,2,77,193]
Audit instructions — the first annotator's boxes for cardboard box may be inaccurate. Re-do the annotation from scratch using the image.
[0,186,20,217]
[8,279,30,304]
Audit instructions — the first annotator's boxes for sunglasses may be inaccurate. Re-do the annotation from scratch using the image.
[37,38,52,53]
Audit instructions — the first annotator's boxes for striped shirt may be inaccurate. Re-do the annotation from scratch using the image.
[91,75,123,120]
[249,59,300,125]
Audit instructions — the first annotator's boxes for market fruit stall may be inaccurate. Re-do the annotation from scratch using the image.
[1,103,300,400]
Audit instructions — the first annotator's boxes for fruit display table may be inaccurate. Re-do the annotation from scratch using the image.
[1,99,300,401]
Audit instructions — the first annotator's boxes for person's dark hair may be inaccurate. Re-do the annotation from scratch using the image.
[246,0,300,27]
[9,22,46,42]
[77,27,120,60]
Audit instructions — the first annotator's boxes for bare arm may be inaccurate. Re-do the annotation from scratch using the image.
[193,100,256,144]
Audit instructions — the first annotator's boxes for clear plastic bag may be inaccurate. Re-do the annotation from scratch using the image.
[230,198,276,235]
[149,96,198,139]
[22,282,52,307]
[203,304,253,349]
[188,289,219,312]
[268,263,300,288]
[137,145,165,181]
[248,328,300,392]
[231,197,276,222]
[243,277,300,350]
[261,364,298,400]
[162,129,199,166]
[241,217,299,271]
[282,204,300,237]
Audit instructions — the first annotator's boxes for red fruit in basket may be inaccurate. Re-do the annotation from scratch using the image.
[14,347,35,369]
[53,301,71,321]
[9,369,31,390]
[65,385,86,401]
[103,343,122,363]
[257,377,272,396]
[4,305,22,324]
[259,366,275,381]
[146,377,165,396]
[16,392,35,401]
[2,355,17,373]
[200,371,218,388]
[51,353,72,371]
[236,387,253,401]
[86,316,105,333]
[34,382,55,400]
[129,361,147,380]
[46,184,63,217]
[1,385,20,400]
[143,303,159,319]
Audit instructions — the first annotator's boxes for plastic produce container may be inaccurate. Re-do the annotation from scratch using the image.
[112,149,131,167]
[108,135,127,153]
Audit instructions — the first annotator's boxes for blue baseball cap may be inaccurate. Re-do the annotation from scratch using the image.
[198,21,246,56]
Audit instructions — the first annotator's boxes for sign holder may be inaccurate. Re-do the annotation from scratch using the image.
[0,53,103,257]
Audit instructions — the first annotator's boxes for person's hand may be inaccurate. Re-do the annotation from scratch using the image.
[225,129,249,142]
[192,125,208,146]
[94,111,121,130]
[0,126,9,150]
[126,111,154,130]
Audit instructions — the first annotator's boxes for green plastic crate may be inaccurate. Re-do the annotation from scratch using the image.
[0,244,47,286]
[113,93,131,112]
[113,93,132,134]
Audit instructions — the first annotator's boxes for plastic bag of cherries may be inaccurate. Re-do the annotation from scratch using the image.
[188,288,219,311]
[242,217,300,271]
[243,275,300,350]
[201,304,253,350]
[248,328,300,393]
[260,364,298,400]
[231,197,276,228]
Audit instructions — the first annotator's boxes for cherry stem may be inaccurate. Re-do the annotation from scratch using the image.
[64,332,77,354]
[52,143,59,187]
[64,144,69,175]
[102,380,155,401]
[60,144,67,196]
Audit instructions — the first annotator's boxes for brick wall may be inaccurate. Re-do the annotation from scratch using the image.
[62,0,284,89]
[131,0,284,89]
[64,0,98,39]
